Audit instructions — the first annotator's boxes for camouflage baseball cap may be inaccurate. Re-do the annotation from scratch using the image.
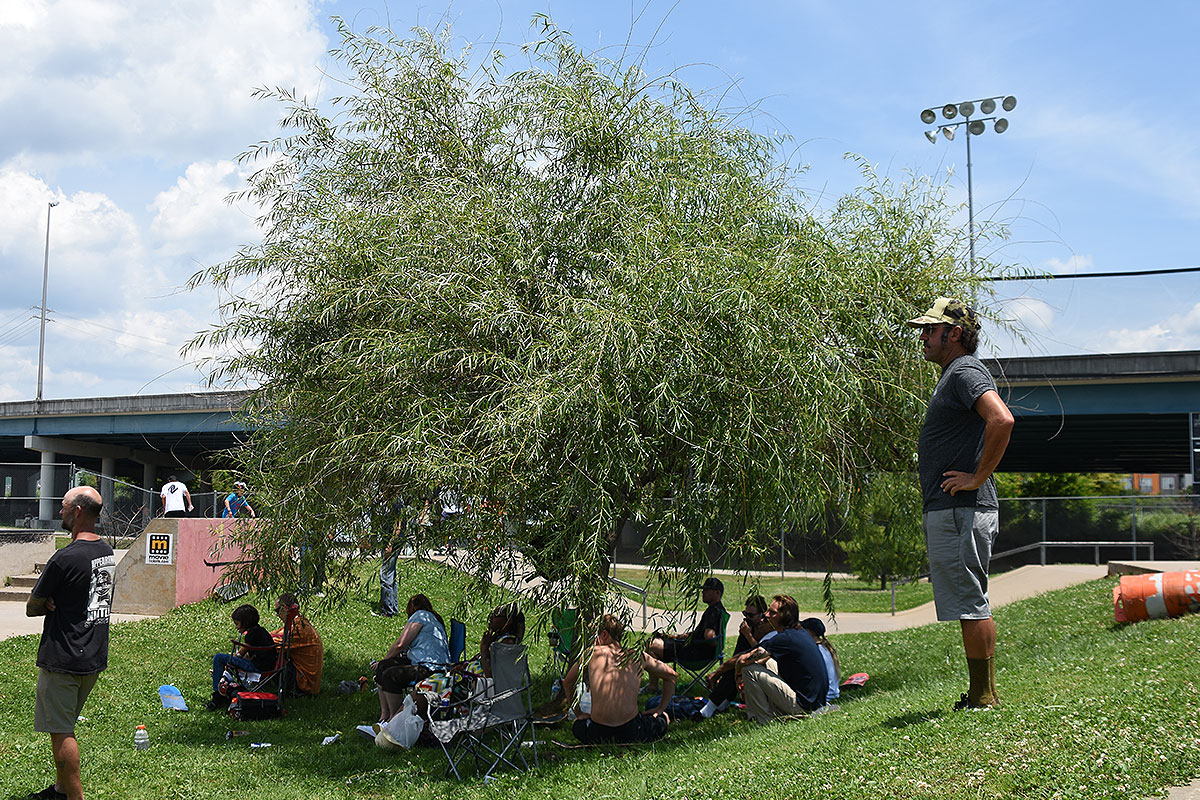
[906,297,981,332]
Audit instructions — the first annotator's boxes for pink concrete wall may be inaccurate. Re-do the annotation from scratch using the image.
[174,519,249,606]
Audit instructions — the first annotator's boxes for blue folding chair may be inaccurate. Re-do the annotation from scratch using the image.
[448,618,467,664]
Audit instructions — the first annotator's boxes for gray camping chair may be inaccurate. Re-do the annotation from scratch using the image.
[421,641,538,781]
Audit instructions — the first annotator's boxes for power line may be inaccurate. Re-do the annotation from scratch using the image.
[0,319,38,348]
[48,319,182,362]
[986,265,1200,282]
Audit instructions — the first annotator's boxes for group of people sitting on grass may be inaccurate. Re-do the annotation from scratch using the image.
[556,578,843,744]
[203,580,843,750]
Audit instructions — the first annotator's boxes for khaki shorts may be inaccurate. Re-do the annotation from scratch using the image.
[922,507,998,621]
[34,669,100,734]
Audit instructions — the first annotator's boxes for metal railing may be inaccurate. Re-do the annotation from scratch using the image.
[608,576,648,628]
[991,539,1154,567]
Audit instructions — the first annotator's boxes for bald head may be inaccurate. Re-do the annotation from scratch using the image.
[62,486,103,535]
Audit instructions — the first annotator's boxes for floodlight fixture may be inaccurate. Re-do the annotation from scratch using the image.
[916,94,1017,272]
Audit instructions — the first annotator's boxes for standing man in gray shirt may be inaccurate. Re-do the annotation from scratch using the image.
[907,298,1013,711]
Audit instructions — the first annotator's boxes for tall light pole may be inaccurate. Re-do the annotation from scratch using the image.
[920,95,1016,271]
[36,200,59,404]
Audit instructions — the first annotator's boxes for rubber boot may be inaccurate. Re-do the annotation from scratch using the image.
[961,657,997,708]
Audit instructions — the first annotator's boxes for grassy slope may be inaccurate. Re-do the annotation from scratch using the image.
[0,563,1197,800]
[611,567,935,614]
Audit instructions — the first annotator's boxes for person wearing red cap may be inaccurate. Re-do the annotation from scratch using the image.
[907,298,1014,711]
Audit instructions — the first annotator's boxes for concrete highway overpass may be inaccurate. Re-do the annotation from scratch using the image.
[0,349,1198,521]
[989,350,1200,475]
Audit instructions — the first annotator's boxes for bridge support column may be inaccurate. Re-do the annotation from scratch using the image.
[100,456,116,514]
[38,449,56,525]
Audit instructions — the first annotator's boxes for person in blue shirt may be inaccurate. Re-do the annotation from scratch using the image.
[800,617,840,706]
[371,594,449,723]
[222,482,256,519]
[734,594,827,723]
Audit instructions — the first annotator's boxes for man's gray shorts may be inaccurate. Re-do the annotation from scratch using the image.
[34,668,99,734]
[922,506,999,621]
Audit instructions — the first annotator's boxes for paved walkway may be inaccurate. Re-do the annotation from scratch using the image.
[622,563,1112,637]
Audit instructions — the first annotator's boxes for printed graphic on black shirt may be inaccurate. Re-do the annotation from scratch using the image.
[87,554,116,627]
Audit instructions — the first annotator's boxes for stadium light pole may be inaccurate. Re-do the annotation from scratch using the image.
[36,200,59,404]
[920,95,1016,271]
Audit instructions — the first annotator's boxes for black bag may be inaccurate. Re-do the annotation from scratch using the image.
[228,691,283,720]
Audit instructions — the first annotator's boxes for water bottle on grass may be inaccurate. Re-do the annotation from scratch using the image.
[134,724,149,750]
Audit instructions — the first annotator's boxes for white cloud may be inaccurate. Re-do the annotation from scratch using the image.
[1002,297,1055,331]
[149,159,263,261]
[0,166,150,312]
[1043,255,1093,275]
[1100,302,1200,353]
[0,0,328,163]
[1024,105,1200,218]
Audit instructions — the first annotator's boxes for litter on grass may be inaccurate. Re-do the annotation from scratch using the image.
[158,684,188,711]
[322,733,341,745]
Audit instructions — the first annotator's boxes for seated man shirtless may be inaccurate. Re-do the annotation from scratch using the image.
[562,614,677,745]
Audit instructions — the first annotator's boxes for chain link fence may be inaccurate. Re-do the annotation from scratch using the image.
[997,493,1200,566]
[1,462,234,548]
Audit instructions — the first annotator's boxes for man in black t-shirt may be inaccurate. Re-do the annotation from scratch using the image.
[206,604,278,710]
[27,485,116,800]
[645,577,726,693]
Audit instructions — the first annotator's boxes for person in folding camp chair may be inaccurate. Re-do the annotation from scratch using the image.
[645,577,726,694]
[206,604,277,710]
[449,603,525,682]
[372,594,449,723]
[270,593,323,695]
[564,614,676,745]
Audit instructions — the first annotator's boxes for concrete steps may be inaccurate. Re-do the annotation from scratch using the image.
[1,553,126,603]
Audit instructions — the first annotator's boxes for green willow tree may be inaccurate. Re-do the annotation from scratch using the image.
[188,18,995,620]
[840,472,926,589]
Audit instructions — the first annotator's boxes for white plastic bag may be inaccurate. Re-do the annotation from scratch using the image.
[376,695,424,750]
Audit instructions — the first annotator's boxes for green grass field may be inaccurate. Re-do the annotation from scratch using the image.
[1,559,1197,799]
[611,567,935,614]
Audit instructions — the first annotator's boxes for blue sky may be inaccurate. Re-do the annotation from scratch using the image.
[2,0,1198,400]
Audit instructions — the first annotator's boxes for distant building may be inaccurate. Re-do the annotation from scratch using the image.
[1121,473,1194,495]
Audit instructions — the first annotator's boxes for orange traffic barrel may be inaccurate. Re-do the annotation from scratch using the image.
[1113,570,1200,623]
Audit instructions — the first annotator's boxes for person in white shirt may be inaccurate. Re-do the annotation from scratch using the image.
[160,475,193,518]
